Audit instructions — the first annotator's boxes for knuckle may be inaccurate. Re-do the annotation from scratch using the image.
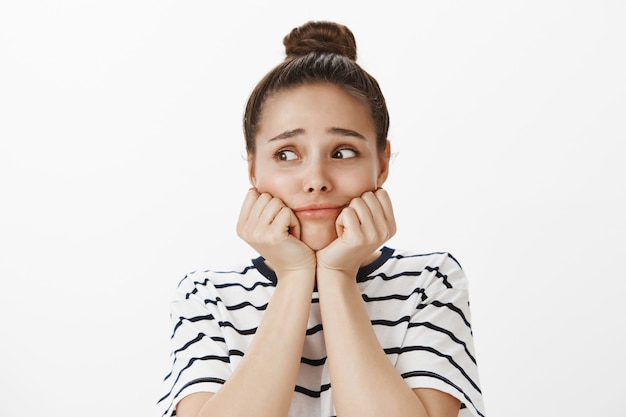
[258,193,271,204]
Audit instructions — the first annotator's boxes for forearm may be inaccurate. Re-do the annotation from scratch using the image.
[189,271,315,417]
[317,269,428,417]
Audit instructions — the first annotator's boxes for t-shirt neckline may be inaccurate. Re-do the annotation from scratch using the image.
[251,246,395,285]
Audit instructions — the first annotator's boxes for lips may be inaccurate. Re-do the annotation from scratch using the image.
[293,204,345,220]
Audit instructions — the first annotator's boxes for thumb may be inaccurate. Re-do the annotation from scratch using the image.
[285,207,301,240]
[335,209,346,238]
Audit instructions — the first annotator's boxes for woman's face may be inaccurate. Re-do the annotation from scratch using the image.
[249,82,390,250]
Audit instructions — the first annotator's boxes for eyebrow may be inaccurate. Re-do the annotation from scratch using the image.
[267,127,367,142]
[268,129,305,142]
[329,127,367,140]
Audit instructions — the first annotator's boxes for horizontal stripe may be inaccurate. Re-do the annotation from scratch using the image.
[409,322,476,364]
[173,333,206,355]
[362,286,427,302]
[418,300,472,330]
[158,376,226,417]
[393,251,462,269]
[306,323,323,336]
[171,314,214,339]
[301,356,327,366]
[164,333,228,380]
[294,382,331,398]
[387,345,481,393]
[217,320,258,335]
[424,265,452,288]
[370,316,411,327]
[401,370,484,417]
[357,269,423,283]
[162,354,230,389]
[203,297,269,311]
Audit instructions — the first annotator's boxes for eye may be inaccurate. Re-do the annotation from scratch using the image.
[275,149,298,161]
[332,148,358,159]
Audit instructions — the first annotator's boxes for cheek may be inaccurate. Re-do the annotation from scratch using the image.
[346,166,379,191]
[254,168,293,194]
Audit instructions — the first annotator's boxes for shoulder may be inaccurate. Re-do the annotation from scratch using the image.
[386,248,463,269]
[378,247,468,291]
[173,259,271,301]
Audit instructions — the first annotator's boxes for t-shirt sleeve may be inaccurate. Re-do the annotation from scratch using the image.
[156,274,232,417]
[396,254,486,417]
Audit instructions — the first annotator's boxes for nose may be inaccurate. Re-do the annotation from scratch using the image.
[303,160,332,193]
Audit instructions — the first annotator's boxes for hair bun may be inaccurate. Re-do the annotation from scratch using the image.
[283,21,357,61]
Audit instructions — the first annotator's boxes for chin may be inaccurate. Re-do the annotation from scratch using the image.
[305,238,335,251]
[300,224,337,251]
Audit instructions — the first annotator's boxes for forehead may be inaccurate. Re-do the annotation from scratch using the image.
[257,82,375,138]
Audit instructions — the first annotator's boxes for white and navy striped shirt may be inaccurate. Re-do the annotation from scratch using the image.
[157,247,485,417]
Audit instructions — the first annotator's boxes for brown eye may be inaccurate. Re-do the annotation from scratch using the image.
[332,148,358,159]
[275,150,298,161]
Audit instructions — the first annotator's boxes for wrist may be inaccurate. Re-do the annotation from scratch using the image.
[315,266,359,289]
[275,267,316,288]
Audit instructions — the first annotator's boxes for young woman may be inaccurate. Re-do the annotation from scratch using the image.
[157,21,485,417]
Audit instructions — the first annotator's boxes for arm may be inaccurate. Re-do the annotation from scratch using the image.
[178,270,315,417]
[316,189,460,417]
[177,190,316,417]
[316,269,459,417]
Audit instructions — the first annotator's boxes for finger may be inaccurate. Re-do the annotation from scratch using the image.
[237,188,261,235]
[287,207,301,240]
[351,191,395,242]
[360,191,386,225]
[374,188,397,236]
[361,190,393,238]
[373,189,393,217]
[350,197,384,243]
[335,206,362,239]
[349,195,377,229]
[273,206,301,240]
[248,192,273,225]
[259,197,287,225]
[335,208,346,238]
[374,188,395,221]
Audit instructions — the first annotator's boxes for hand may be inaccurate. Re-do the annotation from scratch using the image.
[237,188,316,276]
[316,189,396,274]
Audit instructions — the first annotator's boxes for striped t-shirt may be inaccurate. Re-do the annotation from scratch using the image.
[157,246,485,417]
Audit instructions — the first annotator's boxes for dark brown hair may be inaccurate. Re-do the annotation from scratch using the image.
[243,21,390,155]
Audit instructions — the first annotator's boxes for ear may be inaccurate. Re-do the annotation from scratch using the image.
[247,153,257,187]
[376,140,391,187]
